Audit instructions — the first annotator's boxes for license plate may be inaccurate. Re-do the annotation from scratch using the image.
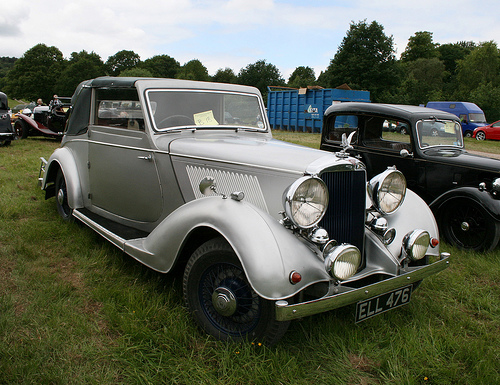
[355,285,412,323]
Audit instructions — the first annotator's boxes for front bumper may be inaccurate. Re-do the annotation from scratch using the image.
[275,253,450,321]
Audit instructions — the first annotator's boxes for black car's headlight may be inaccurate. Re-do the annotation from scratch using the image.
[284,176,329,228]
[368,168,406,214]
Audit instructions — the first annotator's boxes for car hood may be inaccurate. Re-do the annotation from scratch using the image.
[422,148,500,173]
[163,133,349,176]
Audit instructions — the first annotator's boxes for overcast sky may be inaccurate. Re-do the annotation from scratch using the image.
[1,0,499,80]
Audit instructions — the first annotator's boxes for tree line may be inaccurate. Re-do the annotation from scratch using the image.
[1,20,499,121]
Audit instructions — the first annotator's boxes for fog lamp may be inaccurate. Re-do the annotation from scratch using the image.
[403,229,430,261]
[324,244,361,281]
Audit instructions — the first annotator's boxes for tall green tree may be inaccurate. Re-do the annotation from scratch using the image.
[57,50,105,96]
[319,20,398,102]
[212,68,238,84]
[455,41,500,119]
[4,44,65,103]
[238,59,285,102]
[105,50,141,76]
[455,41,500,98]
[176,59,210,81]
[399,58,446,105]
[141,55,180,78]
[288,66,316,88]
[400,31,439,62]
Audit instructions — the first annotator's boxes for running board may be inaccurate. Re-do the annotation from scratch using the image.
[72,209,157,270]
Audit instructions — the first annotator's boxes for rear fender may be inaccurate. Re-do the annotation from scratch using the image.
[44,147,83,209]
[127,196,329,300]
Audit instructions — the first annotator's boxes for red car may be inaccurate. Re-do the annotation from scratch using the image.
[14,97,71,139]
[473,120,500,140]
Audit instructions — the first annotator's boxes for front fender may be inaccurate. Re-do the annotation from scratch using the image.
[429,186,500,220]
[44,147,84,209]
[383,189,440,257]
[128,197,329,300]
[17,114,38,129]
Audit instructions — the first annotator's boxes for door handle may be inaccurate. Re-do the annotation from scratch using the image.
[137,154,152,161]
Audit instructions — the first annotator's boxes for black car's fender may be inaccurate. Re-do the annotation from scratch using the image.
[430,186,500,221]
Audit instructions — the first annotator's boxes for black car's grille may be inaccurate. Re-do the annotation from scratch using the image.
[319,170,366,253]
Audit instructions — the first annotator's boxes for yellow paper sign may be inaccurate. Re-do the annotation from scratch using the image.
[194,110,219,126]
[444,122,455,134]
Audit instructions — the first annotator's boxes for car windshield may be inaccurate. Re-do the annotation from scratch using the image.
[146,90,266,131]
[416,119,463,149]
[469,113,487,123]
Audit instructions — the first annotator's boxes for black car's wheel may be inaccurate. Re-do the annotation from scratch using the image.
[440,199,500,251]
[476,131,486,141]
[183,237,290,345]
[400,127,408,135]
[55,169,74,222]
[14,120,29,139]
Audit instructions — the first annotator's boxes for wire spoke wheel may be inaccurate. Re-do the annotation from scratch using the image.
[441,199,500,251]
[183,237,290,345]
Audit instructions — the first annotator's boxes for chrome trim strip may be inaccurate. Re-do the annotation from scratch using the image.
[275,254,450,321]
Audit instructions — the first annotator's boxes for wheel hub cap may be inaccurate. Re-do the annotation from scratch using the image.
[461,221,470,232]
[212,287,237,316]
[57,188,65,206]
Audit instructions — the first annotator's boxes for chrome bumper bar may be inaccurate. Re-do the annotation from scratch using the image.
[38,157,47,187]
[275,253,450,321]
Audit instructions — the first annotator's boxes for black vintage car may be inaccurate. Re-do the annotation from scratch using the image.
[0,92,14,146]
[320,102,500,251]
[14,97,71,139]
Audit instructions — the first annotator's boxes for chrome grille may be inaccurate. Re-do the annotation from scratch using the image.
[319,170,366,253]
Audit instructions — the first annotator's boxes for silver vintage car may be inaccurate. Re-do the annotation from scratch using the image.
[39,77,450,345]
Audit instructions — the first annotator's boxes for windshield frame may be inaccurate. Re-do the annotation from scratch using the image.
[416,118,464,150]
[145,89,268,133]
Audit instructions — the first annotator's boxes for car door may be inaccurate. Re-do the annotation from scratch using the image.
[87,95,163,223]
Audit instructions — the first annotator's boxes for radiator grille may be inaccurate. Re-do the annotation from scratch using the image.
[319,170,366,253]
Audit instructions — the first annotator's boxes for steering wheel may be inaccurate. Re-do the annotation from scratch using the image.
[158,115,194,128]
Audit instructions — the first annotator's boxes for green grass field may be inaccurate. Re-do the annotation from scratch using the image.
[1,134,499,384]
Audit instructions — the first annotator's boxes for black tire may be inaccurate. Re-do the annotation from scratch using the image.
[476,131,486,141]
[14,120,29,139]
[183,237,290,345]
[464,130,473,138]
[440,199,500,251]
[55,169,74,222]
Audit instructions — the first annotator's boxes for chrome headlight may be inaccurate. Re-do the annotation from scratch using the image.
[368,168,406,214]
[492,178,500,193]
[324,243,361,281]
[403,229,430,261]
[284,176,328,228]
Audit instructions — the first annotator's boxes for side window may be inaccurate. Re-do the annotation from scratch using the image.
[363,117,411,152]
[325,114,359,143]
[94,88,144,131]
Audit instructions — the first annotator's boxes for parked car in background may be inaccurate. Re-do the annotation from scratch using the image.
[39,77,449,344]
[0,91,15,146]
[425,101,487,138]
[321,103,500,251]
[14,97,71,139]
[473,120,500,141]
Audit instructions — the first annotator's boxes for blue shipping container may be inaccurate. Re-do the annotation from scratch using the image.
[267,87,370,133]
